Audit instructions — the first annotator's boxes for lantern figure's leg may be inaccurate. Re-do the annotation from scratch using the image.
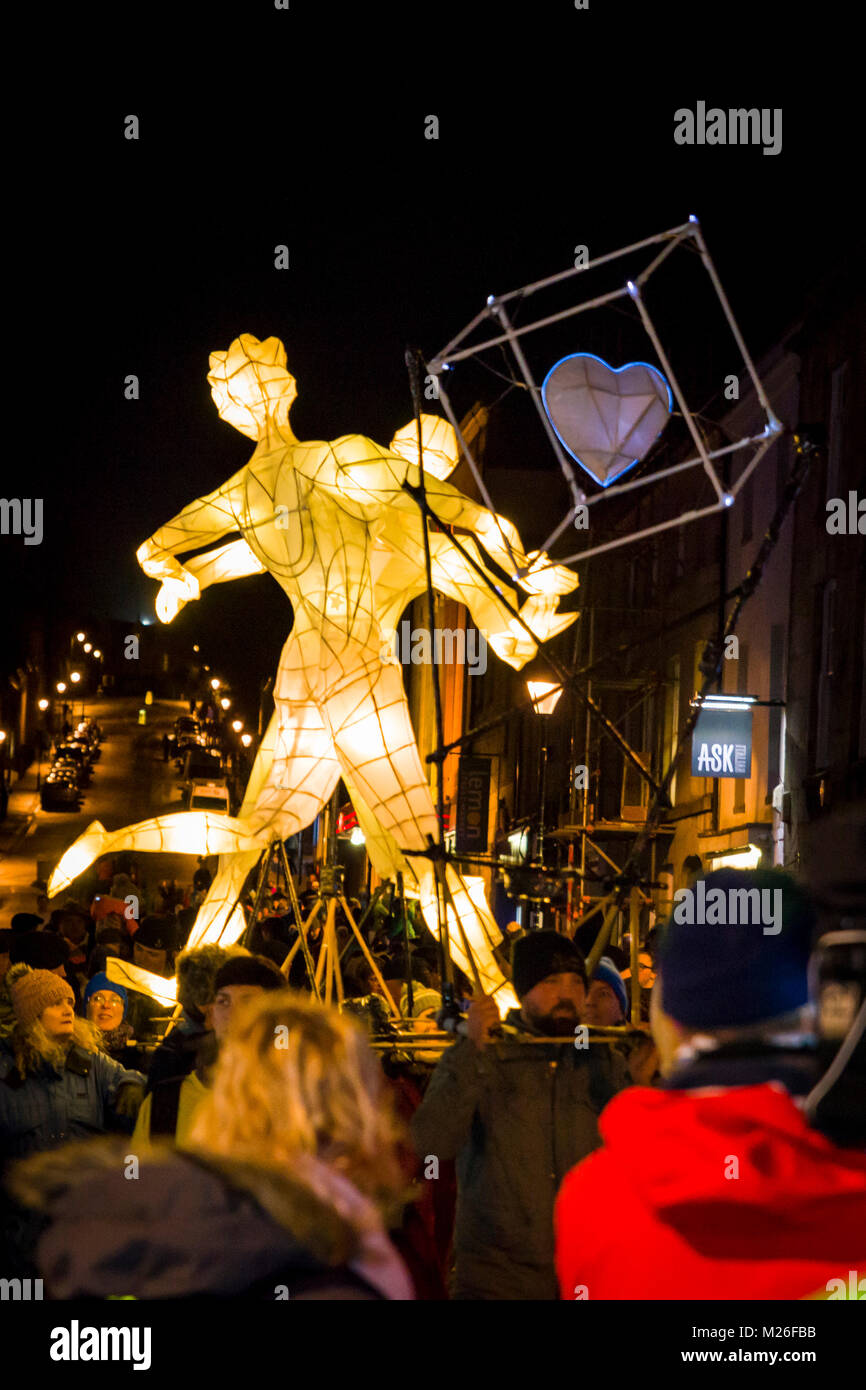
[190,697,343,946]
[47,811,271,899]
[326,654,517,1009]
[185,848,263,949]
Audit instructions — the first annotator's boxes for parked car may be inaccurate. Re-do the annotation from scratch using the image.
[181,747,223,783]
[51,755,88,787]
[54,746,92,785]
[66,735,98,764]
[186,779,231,814]
[73,725,101,758]
[41,769,83,810]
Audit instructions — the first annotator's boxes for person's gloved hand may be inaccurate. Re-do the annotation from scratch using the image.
[114,1081,145,1118]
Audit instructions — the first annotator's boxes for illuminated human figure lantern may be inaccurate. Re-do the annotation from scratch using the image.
[49,335,579,1008]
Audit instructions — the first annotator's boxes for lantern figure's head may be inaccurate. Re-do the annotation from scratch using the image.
[208,334,297,440]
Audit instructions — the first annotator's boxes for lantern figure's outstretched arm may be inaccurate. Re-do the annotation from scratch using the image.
[154,538,268,622]
[307,438,579,599]
[136,470,247,588]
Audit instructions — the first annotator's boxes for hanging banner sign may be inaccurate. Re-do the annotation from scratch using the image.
[692,705,752,778]
[456,756,491,854]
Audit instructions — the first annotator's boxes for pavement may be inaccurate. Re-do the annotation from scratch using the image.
[0,695,200,928]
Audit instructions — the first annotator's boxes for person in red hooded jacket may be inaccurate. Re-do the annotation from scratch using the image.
[555,868,866,1301]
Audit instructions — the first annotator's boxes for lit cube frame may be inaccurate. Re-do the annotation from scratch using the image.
[426,216,783,573]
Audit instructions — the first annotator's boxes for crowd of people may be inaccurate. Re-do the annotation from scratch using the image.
[0,833,864,1300]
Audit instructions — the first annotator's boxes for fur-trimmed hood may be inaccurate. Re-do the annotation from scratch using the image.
[7,1139,413,1299]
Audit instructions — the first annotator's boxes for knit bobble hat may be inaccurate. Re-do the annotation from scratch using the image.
[10,968,75,1030]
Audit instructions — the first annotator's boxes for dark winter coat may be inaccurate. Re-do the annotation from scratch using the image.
[6,1141,413,1299]
[0,1044,144,1161]
[410,1011,629,1299]
[143,1011,208,1094]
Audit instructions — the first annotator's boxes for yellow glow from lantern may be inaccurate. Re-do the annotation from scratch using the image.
[389,415,460,480]
[50,333,580,1009]
[38,698,50,711]
[83,642,92,653]
[48,821,112,896]
[220,697,231,710]
[106,956,177,1007]
[709,844,763,871]
[70,671,81,684]
[56,682,67,694]
[93,649,102,660]
[76,632,85,643]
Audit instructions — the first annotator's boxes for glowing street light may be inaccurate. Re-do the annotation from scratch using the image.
[240,733,253,748]
[210,678,220,691]
[93,649,102,660]
[56,682,67,694]
[83,642,92,653]
[231,719,243,733]
[220,697,231,711]
[526,675,564,879]
[0,731,6,744]
[526,680,564,716]
[76,632,86,643]
[70,671,81,684]
[38,698,50,711]
[193,644,200,653]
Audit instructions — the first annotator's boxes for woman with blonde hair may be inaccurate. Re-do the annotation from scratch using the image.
[0,965,146,1162]
[7,991,414,1298]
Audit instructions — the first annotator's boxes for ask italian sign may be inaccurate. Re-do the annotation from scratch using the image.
[692,704,753,778]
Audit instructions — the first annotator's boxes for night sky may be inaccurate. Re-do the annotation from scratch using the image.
[7,2,859,704]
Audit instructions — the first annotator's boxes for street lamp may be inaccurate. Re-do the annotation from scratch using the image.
[70,671,81,684]
[36,699,50,789]
[526,677,563,880]
[56,682,67,694]
[210,678,220,691]
[526,681,563,716]
[220,697,231,711]
[231,719,243,733]
[93,650,102,660]
[83,642,92,653]
[240,733,252,748]
[76,632,86,643]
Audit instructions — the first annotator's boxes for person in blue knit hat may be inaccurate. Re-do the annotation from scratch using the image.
[83,972,136,1064]
[585,957,630,1026]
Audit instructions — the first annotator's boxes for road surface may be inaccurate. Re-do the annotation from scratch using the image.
[0,696,207,927]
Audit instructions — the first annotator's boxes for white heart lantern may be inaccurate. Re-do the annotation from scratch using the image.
[542,353,672,488]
